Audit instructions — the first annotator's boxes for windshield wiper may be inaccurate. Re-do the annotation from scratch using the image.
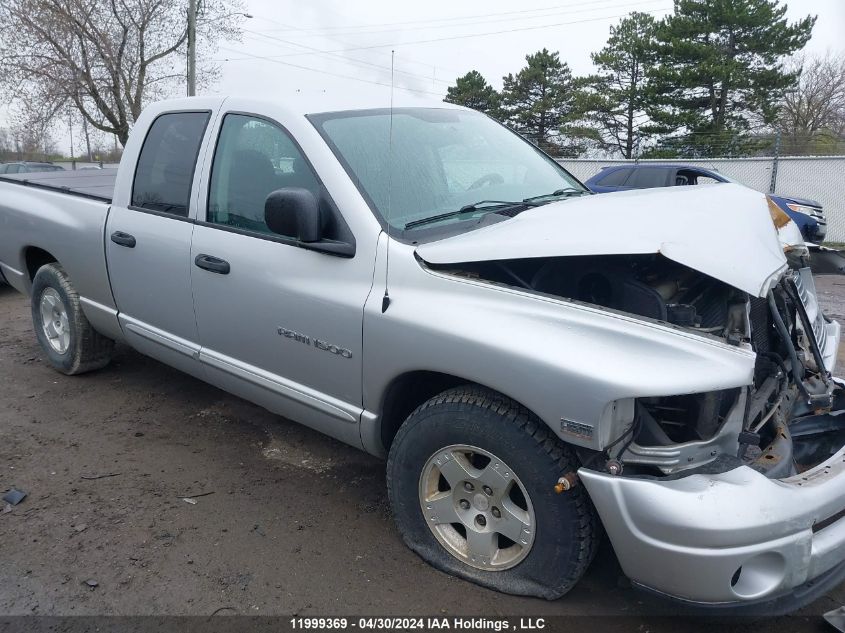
[523,188,591,203]
[403,199,538,230]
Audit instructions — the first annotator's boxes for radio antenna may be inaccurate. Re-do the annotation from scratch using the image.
[381,50,395,314]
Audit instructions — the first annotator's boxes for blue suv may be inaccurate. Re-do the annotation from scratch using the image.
[584,164,827,243]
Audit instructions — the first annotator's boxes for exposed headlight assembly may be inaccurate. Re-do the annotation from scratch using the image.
[786,202,824,218]
[767,195,793,229]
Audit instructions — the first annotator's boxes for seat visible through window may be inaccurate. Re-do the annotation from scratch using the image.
[208,114,320,236]
[225,149,280,231]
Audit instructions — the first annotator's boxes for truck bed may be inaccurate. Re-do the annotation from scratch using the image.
[0,169,117,202]
[0,169,117,320]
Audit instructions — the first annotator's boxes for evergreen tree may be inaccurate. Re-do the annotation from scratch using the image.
[647,0,815,156]
[584,12,659,158]
[444,70,501,117]
[500,49,576,155]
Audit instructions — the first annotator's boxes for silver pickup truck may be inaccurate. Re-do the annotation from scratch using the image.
[2,96,845,612]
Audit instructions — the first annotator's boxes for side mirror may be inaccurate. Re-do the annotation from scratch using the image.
[264,188,322,242]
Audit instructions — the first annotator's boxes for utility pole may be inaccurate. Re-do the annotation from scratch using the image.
[187,0,197,97]
[82,118,92,162]
[68,109,75,170]
[769,130,781,194]
[186,7,251,96]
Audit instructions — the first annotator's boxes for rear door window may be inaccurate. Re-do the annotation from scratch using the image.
[597,168,632,186]
[626,167,670,189]
[695,175,721,185]
[131,112,210,217]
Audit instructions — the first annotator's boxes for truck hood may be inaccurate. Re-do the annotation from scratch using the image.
[416,183,788,298]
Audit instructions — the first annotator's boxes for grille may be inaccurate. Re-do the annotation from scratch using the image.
[749,296,775,386]
[749,296,773,354]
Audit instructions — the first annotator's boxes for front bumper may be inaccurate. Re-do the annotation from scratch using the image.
[580,427,845,607]
[644,557,845,616]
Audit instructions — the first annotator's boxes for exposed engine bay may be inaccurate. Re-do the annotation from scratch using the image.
[432,254,845,480]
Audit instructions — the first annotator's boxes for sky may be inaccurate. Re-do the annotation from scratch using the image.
[8,0,845,155]
[211,0,845,105]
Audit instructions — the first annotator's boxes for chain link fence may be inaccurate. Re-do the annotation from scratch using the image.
[556,156,845,242]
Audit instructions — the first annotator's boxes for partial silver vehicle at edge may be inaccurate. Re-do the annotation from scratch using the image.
[2,95,845,613]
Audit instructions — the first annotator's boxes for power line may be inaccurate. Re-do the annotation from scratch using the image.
[216,45,446,97]
[215,7,672,62]
[241,30,453,86]
[251,0,664,35]
[255,0,669,38]
[219,6,672,99]
[249,14,463,77]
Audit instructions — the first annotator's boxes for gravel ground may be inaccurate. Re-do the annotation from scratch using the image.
[1,277,844,627]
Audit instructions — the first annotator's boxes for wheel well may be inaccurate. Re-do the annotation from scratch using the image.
[378,373,557,455]
[379,371,466,451]
[24,247,57,280]
[383,369,540,452]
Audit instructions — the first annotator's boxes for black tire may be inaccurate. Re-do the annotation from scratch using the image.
[31,263,114,375]
[387,385,599,600]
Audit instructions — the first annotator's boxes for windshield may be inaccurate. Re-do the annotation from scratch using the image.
[309,108,584,233]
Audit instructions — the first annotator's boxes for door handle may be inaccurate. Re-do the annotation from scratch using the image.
[194,254,230,275]
[110,231,136,248]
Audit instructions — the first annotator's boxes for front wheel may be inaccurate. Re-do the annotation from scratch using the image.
[31,263,114,375]
[386,386,599,599]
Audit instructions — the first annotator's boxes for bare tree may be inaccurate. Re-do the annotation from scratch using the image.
[8,117,57,161]
[0,0,244,146]
[777,53,845,155]
[0,128,13,161]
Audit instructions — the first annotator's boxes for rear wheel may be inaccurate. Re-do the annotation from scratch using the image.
[31,263,114,375]
[387,386,599,599]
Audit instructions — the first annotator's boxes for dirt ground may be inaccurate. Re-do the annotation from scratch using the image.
[2,277,845,627]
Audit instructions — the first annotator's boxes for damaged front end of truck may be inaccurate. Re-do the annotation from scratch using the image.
[573,264,845,612]
[416,184,845,611]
